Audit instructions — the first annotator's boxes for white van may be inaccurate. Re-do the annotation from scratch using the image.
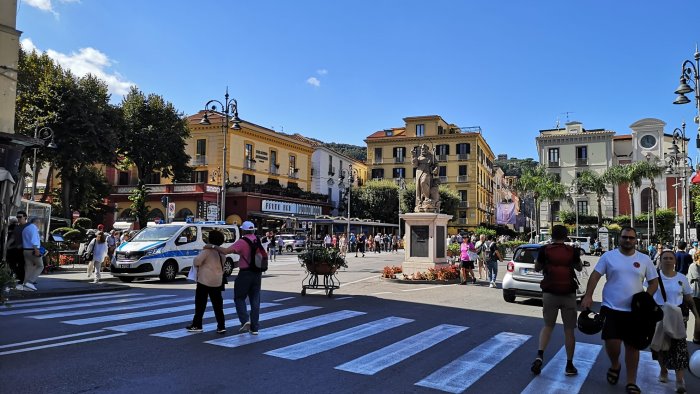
[111,221,240,282]
[567,236,592,255]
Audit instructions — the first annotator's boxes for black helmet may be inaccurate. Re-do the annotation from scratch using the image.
[578,309,605,335]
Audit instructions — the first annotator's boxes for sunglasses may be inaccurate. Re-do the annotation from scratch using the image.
[620,236,636,240]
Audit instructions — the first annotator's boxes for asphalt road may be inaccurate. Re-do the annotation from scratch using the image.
[1,251,698,393]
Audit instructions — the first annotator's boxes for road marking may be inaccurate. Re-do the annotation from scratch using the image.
[415,332,531,393]
[29,295,178,319]
[272,297,295,302]
[205,310,365,348]
[265,316,413,360]
[334,296,353,300]
[0,330,106,349]
[62,300,235,325]
[105,302,277,332]
[369,292,393,295]
[638,351,676,393]
[0,293,146,315]
[0,333,127,356]
[520,342,601,394]
[308,275,379,294]
[401,284,458,292]
[152,305,322,338]
[336,324,468,375]
[3,292,138,308]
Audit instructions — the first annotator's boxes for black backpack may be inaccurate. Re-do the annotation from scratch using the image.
[241,236,269,273]
[488,242,498,261]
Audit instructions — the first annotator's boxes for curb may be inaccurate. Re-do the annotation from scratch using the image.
[380,277,461,285]
[3,283,130,301]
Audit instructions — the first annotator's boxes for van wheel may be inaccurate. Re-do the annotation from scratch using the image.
[159,261,178,282]
[286,245,293,252]
[118,277,134,283]
[224,258,233,277]
[502,291,516,303]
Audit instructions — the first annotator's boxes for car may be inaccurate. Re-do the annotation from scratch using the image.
[276,234,306,252]
[501,243,590,303]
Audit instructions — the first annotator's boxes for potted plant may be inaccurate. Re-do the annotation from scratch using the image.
[298,247,348,275]
[447,242,461,258]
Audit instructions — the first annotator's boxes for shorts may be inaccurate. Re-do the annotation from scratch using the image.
[460,260,474,270]
[600,306,636,346]
[542,292,577,329]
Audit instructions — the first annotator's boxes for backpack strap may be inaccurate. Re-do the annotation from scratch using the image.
[656,269,667,303]
[241,236,258,269]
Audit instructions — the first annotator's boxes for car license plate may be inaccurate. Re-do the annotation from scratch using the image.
[119,264,130,268]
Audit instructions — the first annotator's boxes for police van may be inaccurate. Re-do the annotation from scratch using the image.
[111,221,240,282]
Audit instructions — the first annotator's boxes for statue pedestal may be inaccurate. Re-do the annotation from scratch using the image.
[399,212,453,276]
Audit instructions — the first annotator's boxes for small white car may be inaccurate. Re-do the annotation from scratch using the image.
[111,221,240,282]
[501,244,590,303]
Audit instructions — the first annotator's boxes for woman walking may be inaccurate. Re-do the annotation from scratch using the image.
[688,253,700,344]
[89,231,108,284]
[459,237,476,284]
[187,230,226,334]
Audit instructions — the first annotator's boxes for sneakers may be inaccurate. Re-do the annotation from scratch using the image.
[216,327,226,334]
[15,284,25,291]
[565,364,578,376]
[531,358,543,375]
[489,282,495,288]
[186,325,203,333]
[239,321,251,333]
[23,282,37,291]
[250,330,259,335]
[92,279,99,284]
[472,278,477,284]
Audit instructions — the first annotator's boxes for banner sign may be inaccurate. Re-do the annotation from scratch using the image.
[262,199,322,216]
[496,202,516,225]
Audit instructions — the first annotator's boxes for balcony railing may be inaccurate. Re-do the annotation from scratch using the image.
[459,201,469,208]
[548,160,560,168]
[244,159,255,170]
[394,157,405,163]
[458,175,468,182]
[576,158,588,167]
[373,177,383,181]
[373,158,383,165]
[191,155,207,166]
[439,176,448,183]
[457,218,467,224]
[436,154,448,162]
[289,169,299,179]
[269,166,279,175]
[458,153,470,161]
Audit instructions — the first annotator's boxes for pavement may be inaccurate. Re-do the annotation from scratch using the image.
[4,264,130,301]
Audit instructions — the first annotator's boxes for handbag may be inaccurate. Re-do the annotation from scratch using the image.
[219,254,228,291]
[187,263,198,281]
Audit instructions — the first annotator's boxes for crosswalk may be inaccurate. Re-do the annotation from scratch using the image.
[0,292,683,393]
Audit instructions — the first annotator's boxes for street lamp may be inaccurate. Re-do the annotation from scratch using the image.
[200,88,241,222]
[337,165,359,244]
[210,167,221,218]
[396,177,406,238]
[31,125,58,201]
[666,122,693,241]
[673,46,700,147]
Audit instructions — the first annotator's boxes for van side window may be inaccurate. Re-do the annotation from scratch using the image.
[177,226,198,245]
[202,227,237,244]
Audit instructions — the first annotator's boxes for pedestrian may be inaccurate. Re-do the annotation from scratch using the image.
[485,235,503,288]
[339,234,347,257]
[581,227,659,394]
[688,242,698,259]
[647,242,657,261]
[374,233,382,253]
[8,212,27,284]
[17,216,43,291]
[392,234,399,253]
[332,234,338,249]
[650,249,699,393]
[350,232,357,255]
[106,229,119,268]
[688,252,700,344]
[324,233,332,249]
[205,221,262,335]
[531,225,583,376]
[675,241,693,275]
[265,232,276,261]
[358,233,366,257]
[187,230,227,334]
[459,237,476,285]
[367,234,374,253]
[277,235,284,255]
[475,234,487,280]
[87,231,108,283]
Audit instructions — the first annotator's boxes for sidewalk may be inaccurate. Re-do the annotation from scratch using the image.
[4,264,129,301]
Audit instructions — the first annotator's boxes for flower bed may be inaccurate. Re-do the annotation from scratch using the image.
[381,265,403,279]
[382,265,459,282]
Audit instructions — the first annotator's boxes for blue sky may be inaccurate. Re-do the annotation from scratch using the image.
[16,0,700,161]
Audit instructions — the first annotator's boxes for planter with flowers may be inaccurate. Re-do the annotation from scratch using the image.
[298,247,348,297]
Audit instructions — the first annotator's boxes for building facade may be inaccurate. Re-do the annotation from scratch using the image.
[364,115,496,233]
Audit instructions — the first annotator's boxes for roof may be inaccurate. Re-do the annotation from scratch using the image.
[613,135,632,140]
[366,128,406,139]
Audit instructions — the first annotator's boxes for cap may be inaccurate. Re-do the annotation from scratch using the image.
[240,221,256,231]
[97,224,104,230]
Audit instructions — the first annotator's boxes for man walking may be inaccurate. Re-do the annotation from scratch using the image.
[531,225,582,376]
[581,227,658,394]
[8,211,27,284]
[485,235,502,288]
[206,221,263,335]
[675,241,693,275]
[18,216,43,291]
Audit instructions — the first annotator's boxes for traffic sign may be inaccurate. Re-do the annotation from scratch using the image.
[207,205,219,221]
[167,202,176,219]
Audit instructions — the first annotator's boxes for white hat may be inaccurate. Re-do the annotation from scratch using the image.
[240,221,256,231]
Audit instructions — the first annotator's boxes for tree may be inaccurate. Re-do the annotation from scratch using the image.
[515,166,553,233]
[540,177,570,230]
[634,159,665,235]
[573,170,609,227]
[604,163,646,229]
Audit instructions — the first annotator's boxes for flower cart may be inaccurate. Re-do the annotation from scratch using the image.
[298,247,347,298]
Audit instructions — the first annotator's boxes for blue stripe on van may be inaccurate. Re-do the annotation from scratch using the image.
[140,249,201,261]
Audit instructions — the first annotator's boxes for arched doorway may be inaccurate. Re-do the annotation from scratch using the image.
[119,208,132,219]
[176,208,194,221]
[147,208,165,220]
[640,187,659,214]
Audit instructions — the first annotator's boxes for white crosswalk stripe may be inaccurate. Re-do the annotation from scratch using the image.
[0,333,127,356]
[205,310,366,348]
[62,300,222,325]
[335,324,468,375]
[0,293,147,315]
[415,332,532,393]
[2,292,137,308]
[638,351,677,394]
[152,305,322,338]
[265,316,413,360]
[29,295,179,319]
[520,342,601,394]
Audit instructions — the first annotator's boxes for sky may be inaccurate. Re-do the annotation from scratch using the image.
[15,0,700,161]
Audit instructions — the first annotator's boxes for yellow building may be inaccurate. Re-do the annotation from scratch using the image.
[364,115,495,233]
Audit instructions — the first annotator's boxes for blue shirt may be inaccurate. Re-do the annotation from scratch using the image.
[22,223,41,249]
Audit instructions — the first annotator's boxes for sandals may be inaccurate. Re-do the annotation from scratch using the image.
[607,366,621,385]
[625,383,641,394]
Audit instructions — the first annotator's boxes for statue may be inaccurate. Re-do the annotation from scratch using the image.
[412,144,440,212]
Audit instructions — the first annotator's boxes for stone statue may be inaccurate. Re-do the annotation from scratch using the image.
[412,144,440,212]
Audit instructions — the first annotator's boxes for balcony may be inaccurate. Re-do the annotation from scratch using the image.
[394,157,405,164]
[439,176,448,183]
[548,160,560,168]
[576,158,588,167]
[244,159,256,170]
[459,201,469,208]
[373,158,383,165]
[191,155,207,166]
[457,218,467,224]
[458,175,468,182]
[436,154,448,162]
[269,166,279,175]
[289,169,299,179]
[458,153,470,161]
[373,177,383,181]
[328,166,335,177]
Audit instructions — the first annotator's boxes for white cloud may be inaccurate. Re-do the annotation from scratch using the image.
[20,38,134,96]
[24,0,58,16]
[306,77,321,87]
[317,69,328,75]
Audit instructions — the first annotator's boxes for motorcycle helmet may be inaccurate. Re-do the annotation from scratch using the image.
[577,309,605,335]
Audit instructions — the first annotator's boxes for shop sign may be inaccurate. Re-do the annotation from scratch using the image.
[262,199,322,216]
[255,150,268,162]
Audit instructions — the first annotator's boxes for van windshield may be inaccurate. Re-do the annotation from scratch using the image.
[130,226,181,242]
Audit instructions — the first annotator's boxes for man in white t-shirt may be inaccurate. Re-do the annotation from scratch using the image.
[581,227,658,394]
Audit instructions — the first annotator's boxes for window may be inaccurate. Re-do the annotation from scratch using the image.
[576,146,588,159]
[202,227,236,243]
[328,187,333,206]
[456,143,471,154]
[196,139,206,156]
[439,166,447,176]
[436,144,450,156]
[328,154,333,175]
[392,168,405,178]
[242,173,255,184]
[458,165,467,176]
[192,171,208,183]
[385,130,393,136]
[146,172,161,184]
[577,200,589,215]
[459,190,467,201]
[245,143,253,160]
[288,181,298,189]
[551,201,561,221]
[118,171,129,185]
[289,155,296,173]
[416,124,425,137]
[374,148,383,163]
[176,226,198,245]
[393,147,406,161]
[339,160,343,174]
[548,148,560,164]
[371,169,384,179]
[270,150,278,173]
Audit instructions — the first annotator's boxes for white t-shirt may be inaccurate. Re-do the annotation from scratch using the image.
[594,249,658,311]
[653,271,692,306]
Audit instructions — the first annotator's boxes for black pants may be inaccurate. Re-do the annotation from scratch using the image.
[192,282,225,329]
[8,248,25,283]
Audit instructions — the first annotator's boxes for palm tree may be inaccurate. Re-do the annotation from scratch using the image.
[604,163,646,229]
[574,170,609,227]
[635,158,665,236]
[541,178,571,230]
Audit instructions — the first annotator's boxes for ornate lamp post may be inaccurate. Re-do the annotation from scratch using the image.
[199,88,241,222]
[666,122,693,241]
[673,46,700,145]
[338,165,359,243]
[210,167,221,218]
[31,125,58,201]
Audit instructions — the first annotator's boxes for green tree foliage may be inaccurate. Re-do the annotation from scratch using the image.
[604,162,652,229]
[516,165,560,232]
[610,208,675,243]
[322,142,366,162]
[494,157,538,177]
[400,181,460,219]
[128,183,151,229]
[573,170,609,227]
[350,180,400,224]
